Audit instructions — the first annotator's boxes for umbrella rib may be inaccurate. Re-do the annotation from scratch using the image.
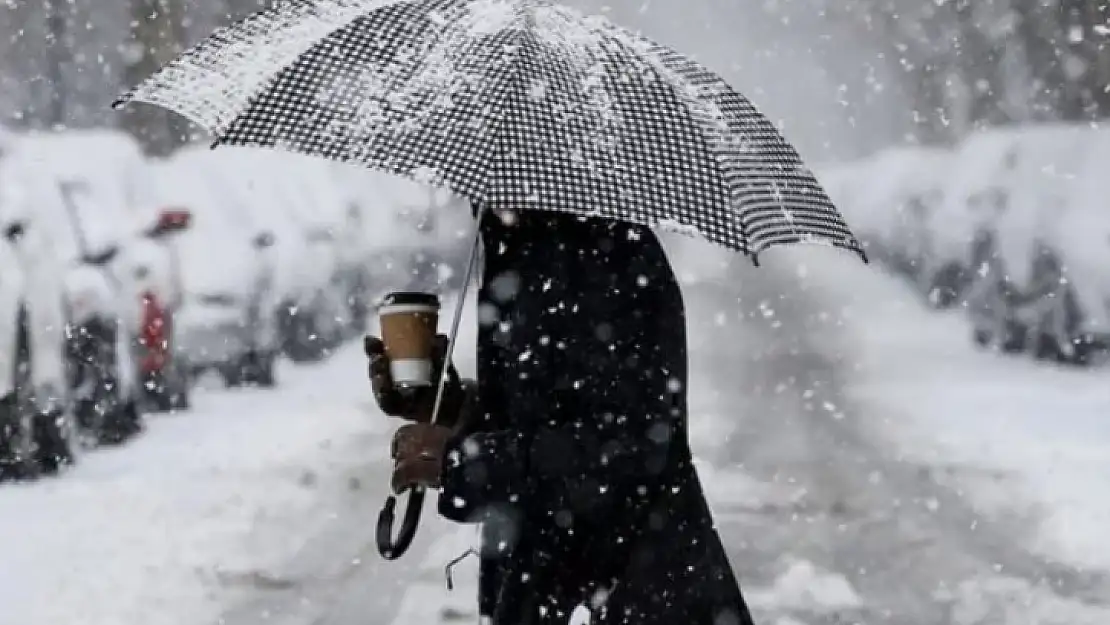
[594,22,863,261]
[468,26,535,206]
[596,27,746,258]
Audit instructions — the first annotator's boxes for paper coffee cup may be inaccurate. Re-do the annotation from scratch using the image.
[378,291,440,388]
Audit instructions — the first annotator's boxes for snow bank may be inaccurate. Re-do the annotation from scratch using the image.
[786,246,1110,573]
[827,121,1110,339]
[0,345,388,625]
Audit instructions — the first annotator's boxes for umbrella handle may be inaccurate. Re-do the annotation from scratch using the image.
[377,203,484,562]
[376,486,426,560]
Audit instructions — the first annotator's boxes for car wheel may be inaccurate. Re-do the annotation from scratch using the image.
[925,263,969,310]
[33,408,74,475]
[0,392,39,482]
[1073,334,1110,367]
[98,396,143,446]
[250,351,278,388]
[1058,289,1089,366]
[235,350,278,388]
[146,385,190,413]
[1033,332,1067,362]
[80,318,143,446]
[1030,293,1082,365]
[68,317,112,445]
[1000,321,1028,353]
[3,305,61,480]
[169,380,191,410]
[142,373,171,412]
[73,399,103,448]
[284,311,327,363]
[144,366,191,413]
[221,362,245,388]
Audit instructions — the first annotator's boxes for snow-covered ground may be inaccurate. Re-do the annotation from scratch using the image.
[2,240,1108,625]
[0,351,390,625]
[799,250,1110,574]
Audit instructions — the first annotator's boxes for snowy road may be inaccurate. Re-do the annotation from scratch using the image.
[697,252,1110,624]
[4,243,1109,625]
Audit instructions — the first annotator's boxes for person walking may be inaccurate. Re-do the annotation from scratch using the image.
[365,207,755,625]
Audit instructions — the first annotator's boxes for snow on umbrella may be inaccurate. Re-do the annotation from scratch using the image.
[114,0,866,265]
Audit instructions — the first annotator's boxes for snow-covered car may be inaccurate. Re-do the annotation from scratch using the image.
[0,228,73,479]
[0,235,32,478]
[172,146,343,364]
[339,166,474,301]
[1043,127,1110,365]
[0,233,28,477]
[0,131,157,443]
[327,162,385,332]
[1,127,75,476]
[964,124,1090,360]
[272,155,355,353]
[139,157,280,387]
[335,167,424,301]
[850,146,953,303]
[9,130,191,412]
[925,129,1025,314]
[69,131,193,410]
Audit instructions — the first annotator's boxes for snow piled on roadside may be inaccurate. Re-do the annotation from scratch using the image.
[776,246,1110,574]
[0,351,386,625]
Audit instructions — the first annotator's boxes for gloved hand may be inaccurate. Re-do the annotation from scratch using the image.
[364,333,470,427]
[390,422,454,494]
[389,379,478,493]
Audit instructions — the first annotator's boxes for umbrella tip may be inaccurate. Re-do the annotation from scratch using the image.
[749,253,760,268]
[110,91,135,109]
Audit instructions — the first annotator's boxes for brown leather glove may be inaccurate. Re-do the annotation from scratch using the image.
[388,380,478,493]
[364,334,467,426]
[390,422,453,494]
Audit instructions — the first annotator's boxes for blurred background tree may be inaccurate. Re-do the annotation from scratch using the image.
[121,0,190,155]
[824,0,1110,143]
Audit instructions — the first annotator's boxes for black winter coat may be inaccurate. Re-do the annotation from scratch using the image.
[438,209,754,625]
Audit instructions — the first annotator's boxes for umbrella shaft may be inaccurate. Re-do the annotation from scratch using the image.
[429,207,483,425]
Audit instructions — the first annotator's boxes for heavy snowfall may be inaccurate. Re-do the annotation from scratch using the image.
[1,1,1109,624]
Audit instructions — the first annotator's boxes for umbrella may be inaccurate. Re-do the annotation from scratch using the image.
[114,0,865,264]
[115,0,868,560]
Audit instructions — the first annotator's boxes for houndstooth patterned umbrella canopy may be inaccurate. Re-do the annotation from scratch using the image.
[116,0,865,263]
